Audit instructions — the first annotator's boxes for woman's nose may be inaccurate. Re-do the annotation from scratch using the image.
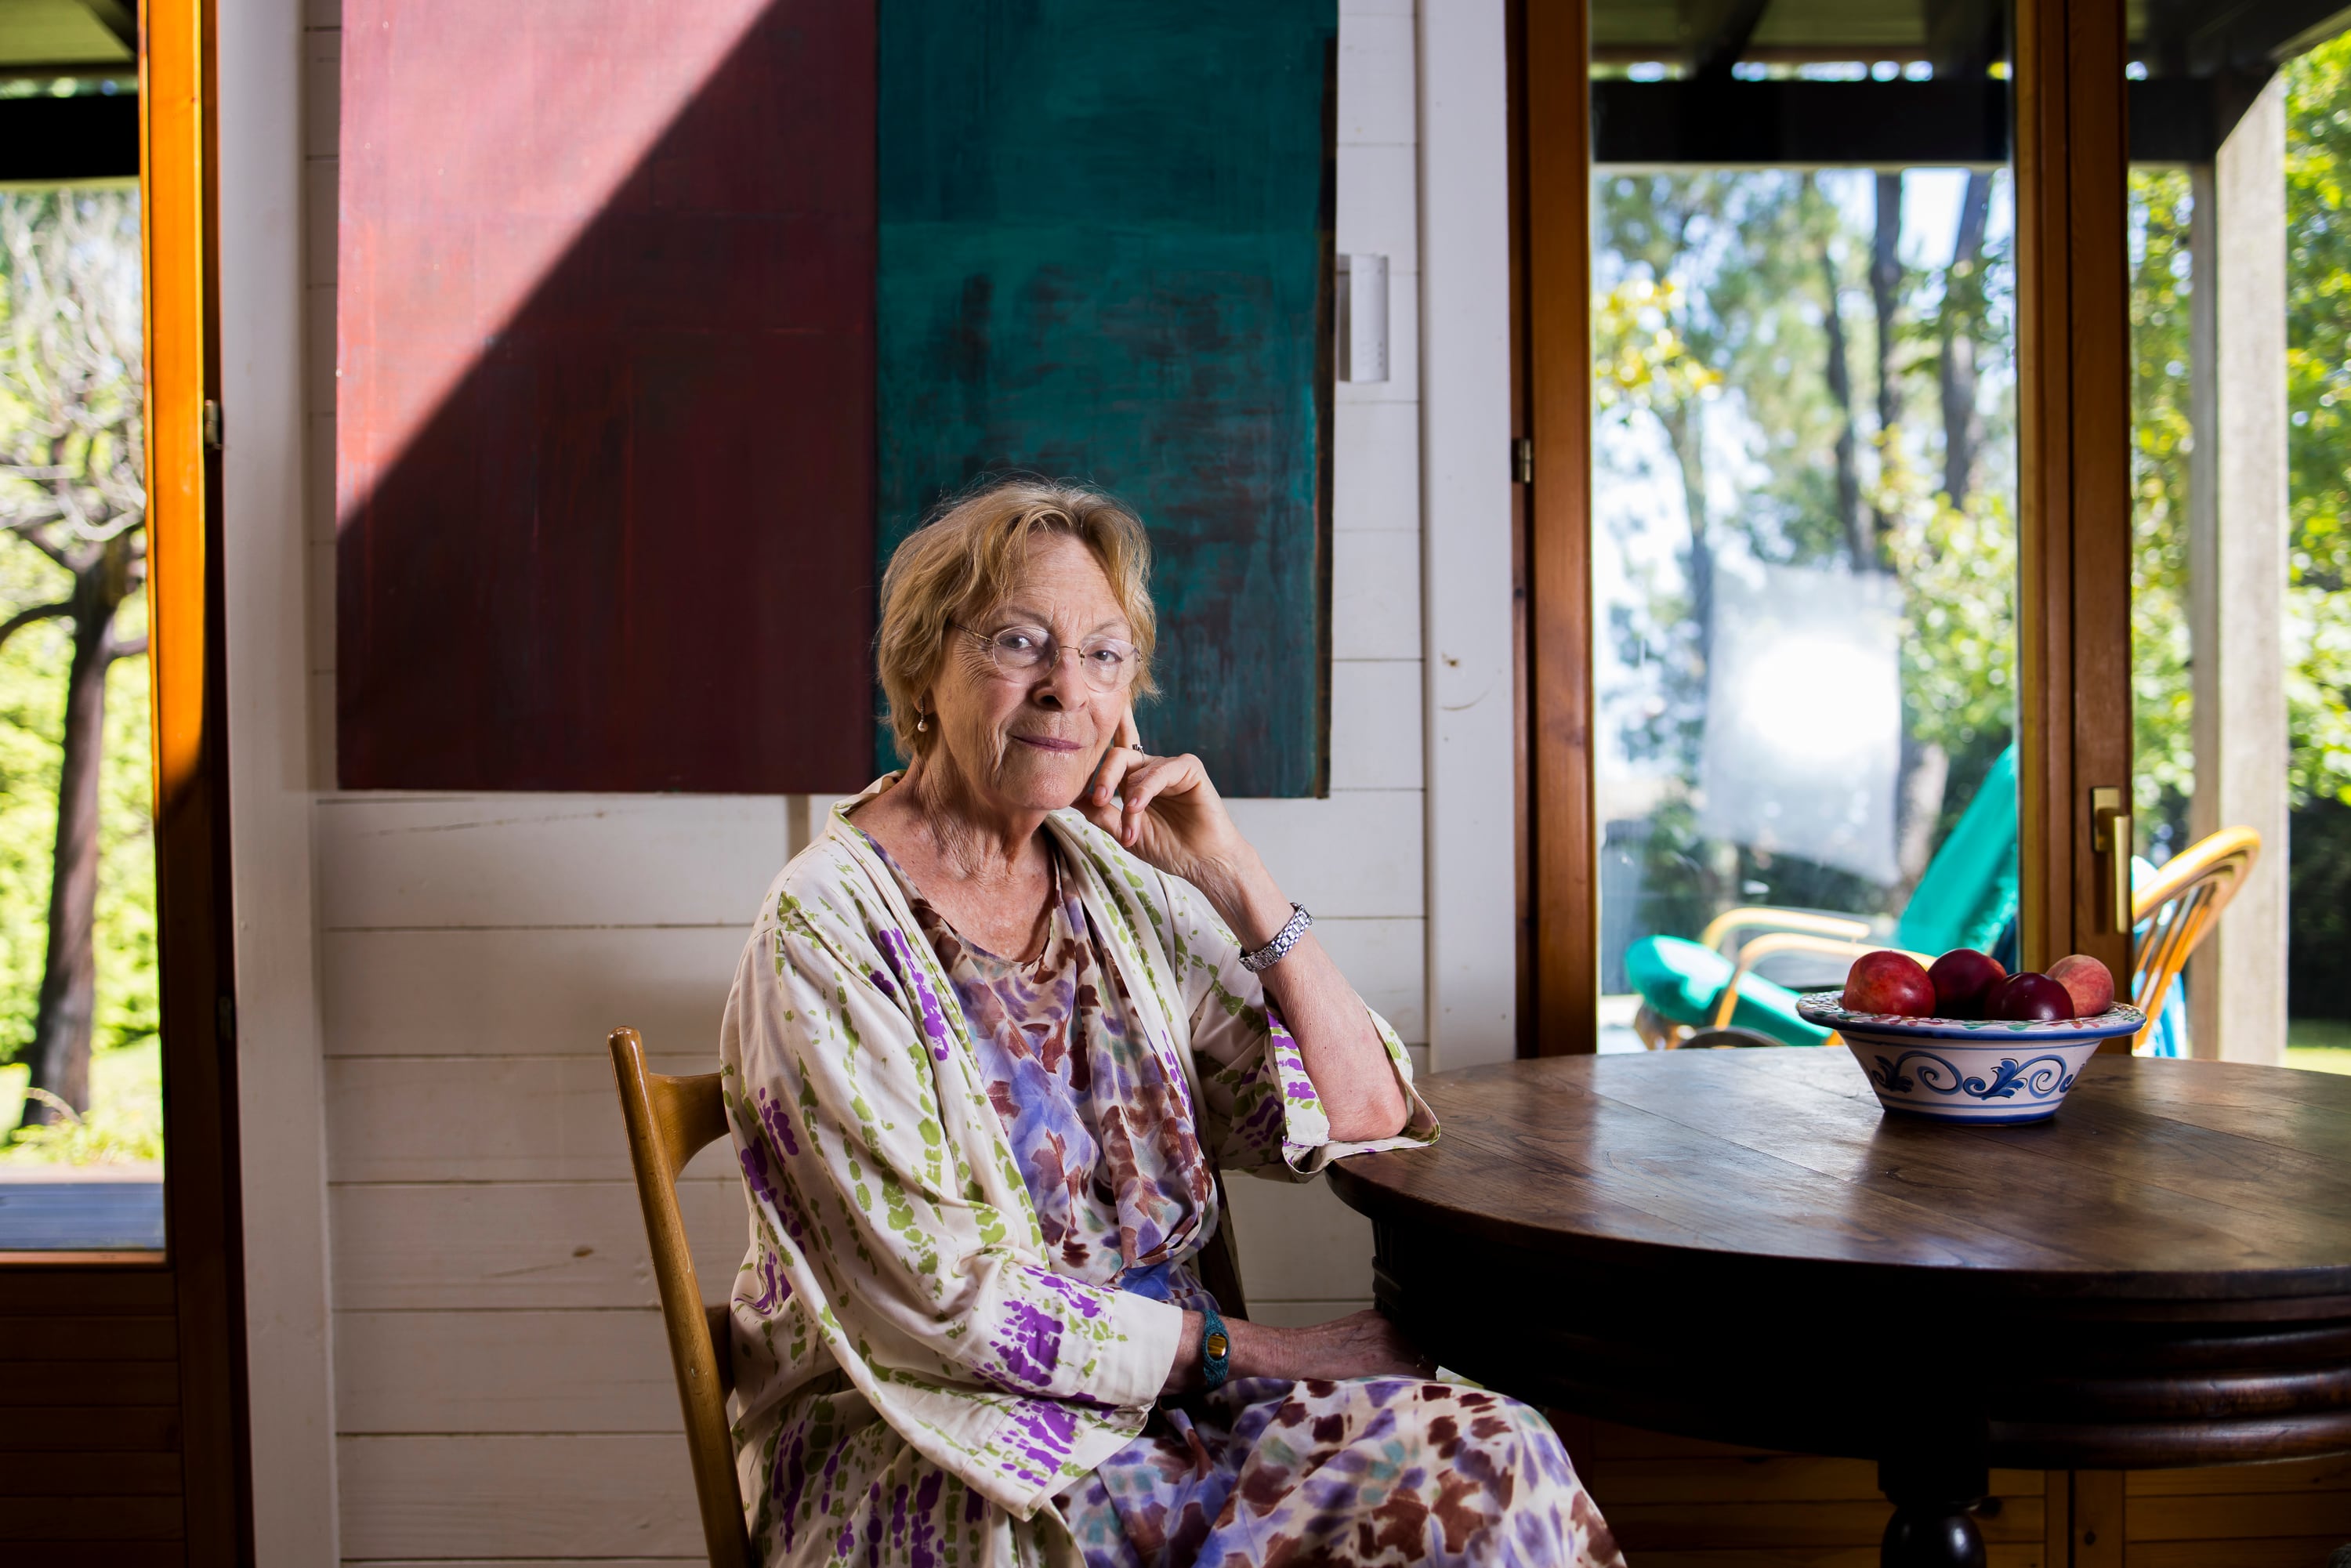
[1036,646,1089,706]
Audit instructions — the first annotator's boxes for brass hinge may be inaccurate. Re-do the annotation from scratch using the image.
[201,399,223,451]
[1512,436,1533,485]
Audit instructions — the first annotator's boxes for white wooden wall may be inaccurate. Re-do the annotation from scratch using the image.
[293,2,1432,1561]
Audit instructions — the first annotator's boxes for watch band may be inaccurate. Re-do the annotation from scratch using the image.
[1200,1302,1232,1390]
[1240,902,1313,973]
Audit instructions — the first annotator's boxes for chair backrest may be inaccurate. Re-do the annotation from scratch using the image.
[1892,743,2021,957]
[2128,827,2262,1052]
[608,1027,752,1568]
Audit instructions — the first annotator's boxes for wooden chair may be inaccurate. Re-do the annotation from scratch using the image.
[609,1027,752,1568]
[2128,826,2261,1054]
[611,1025,1255,1568]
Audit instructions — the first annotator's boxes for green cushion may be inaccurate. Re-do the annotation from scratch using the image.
[1891,744,2020,957]
[1624,935,1833,1045]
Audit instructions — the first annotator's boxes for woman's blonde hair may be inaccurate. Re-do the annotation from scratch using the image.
[876,476,1158,759]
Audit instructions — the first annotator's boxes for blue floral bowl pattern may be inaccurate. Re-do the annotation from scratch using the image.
[1792,994,2147,1124]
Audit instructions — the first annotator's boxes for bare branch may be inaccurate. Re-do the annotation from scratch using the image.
[104,634,147,664]
[0,601,71,654]
[4,520,74,568]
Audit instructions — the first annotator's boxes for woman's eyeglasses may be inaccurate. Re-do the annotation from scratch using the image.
[954,622,1139,690]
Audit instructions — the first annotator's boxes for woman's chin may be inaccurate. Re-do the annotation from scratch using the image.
[985,751,1094,814]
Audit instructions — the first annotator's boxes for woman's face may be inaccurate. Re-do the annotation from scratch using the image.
[924,532,1136,817]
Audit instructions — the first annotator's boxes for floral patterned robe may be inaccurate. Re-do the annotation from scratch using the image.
[721,780,1436,1563]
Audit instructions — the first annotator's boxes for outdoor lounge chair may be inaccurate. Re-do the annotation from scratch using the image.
[1628,744,2020,1047]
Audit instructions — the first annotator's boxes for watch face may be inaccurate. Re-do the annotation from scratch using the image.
[1206,1332,1229,1359]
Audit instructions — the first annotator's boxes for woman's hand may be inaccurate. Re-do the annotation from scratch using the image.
[1163,1309,1435,1396]
[1083,710,1280,937]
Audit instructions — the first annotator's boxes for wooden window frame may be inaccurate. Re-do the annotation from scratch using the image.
[1516,0,2136,1052]
[0,0,252,1559]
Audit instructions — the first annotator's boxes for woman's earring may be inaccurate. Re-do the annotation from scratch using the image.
[915,712,929,733]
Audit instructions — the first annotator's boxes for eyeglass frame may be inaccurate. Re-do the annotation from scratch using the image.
[948,620,1143,691]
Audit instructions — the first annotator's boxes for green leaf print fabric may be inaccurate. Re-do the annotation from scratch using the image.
[721,780,1436,1562]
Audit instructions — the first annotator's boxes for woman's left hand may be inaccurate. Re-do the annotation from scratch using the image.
[1082,709,1256,900]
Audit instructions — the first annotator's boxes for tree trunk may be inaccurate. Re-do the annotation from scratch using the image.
[1820,237,1866,568]
[22,596,110,1124]
[20,545,129,1128]
[1870,172,1904,566]
[1940,170,1993,509]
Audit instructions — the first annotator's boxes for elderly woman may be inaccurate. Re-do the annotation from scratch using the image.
[722,480,1623,1567]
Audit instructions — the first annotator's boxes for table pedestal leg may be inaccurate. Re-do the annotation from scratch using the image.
[1878,1455,1987,1568]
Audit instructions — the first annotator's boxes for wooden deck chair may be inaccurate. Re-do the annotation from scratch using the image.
[610,1028,752,1568]
[2128,826,2262,1054]
[612,1025,1255,1568]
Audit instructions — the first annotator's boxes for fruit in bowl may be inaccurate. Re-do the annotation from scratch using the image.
[1926,948,2006,1018]
[1799,949,2139,1123]
[1988,971,2074,1022]
[1841,950,1937,1016]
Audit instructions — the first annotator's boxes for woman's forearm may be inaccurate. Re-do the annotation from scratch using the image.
[1194,851,1408,1143]
[1160,1310,1427,1396]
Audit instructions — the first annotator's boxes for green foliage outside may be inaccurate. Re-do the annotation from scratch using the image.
[1592,167,2016,951]
[0,186,158,1161]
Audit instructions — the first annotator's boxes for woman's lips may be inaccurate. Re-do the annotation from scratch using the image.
[1012,733,1083,753]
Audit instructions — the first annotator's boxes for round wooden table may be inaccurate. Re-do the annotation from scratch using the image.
[1327,1049,2351,1568]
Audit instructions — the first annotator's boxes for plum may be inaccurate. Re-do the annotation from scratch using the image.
[2047,954,2117,1018]
[1927,948,2008,1019]
[1842,950,1937,1016]
[1988,972,2074,1022]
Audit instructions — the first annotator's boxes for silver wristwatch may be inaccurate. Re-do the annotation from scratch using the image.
[1240,902,1313,972]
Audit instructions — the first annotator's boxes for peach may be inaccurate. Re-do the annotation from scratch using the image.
[1842,950,1936,1016]
[2047,954,2117,1018]
[1927,948,2007,1019]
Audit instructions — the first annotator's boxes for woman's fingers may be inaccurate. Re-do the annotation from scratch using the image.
[1118,753,1205,846]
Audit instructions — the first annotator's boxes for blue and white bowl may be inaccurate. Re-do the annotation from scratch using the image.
[1792,994,2147,1124]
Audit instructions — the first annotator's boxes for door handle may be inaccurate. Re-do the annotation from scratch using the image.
[2091,787,2132,934]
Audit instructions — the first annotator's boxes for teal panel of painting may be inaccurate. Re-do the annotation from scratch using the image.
[877,0,1336,797]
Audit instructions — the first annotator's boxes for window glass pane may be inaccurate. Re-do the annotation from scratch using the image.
[1588,9,2018,1050]
[0,179,165,1248]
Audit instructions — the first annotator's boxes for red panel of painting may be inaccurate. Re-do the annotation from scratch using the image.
[337,0,876,792]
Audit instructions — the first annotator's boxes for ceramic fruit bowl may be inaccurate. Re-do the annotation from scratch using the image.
[1793,994,2146,1124]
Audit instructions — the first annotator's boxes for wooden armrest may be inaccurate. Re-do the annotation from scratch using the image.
[1697,905,1873,954]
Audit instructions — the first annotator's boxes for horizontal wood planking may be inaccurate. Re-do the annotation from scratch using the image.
[2125,1453,2351,1494]
[1,1407,179,1451]
[2124,1489,2351,1539]
[1224,1175,1378,1302]
[321,925,746,1059]
[0,1268,172,1310]
[19,1548,187,1568]
[1246,1298,1373,1327]
[2128,1541,2351,1568]
[1592,1455,2044,1505]
[1331,528,1423,659]
[326,1054,734,1184]
[1223,792,1425,918]
[0,1313,174,1360]
[330,1180,748,1312]
[1328,661,1425,792]
[1607,1497,2046,1552]
[337,1432,701,1559]
[0,1495,185,1540]
[0,1451,182,1497]
[1331,400,1422,534]
[335,1309,679,1435]
[0,1360,179,1406]
[314,795,788,930]
[1622,1552,2044,1568]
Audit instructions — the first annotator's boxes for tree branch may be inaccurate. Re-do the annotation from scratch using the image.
[104,634,146,663]
[0,601,71,654]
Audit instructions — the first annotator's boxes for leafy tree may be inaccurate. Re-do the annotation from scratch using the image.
[0,189,152,1124]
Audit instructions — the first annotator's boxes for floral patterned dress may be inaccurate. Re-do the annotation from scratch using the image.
[720,781,1624,1567]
